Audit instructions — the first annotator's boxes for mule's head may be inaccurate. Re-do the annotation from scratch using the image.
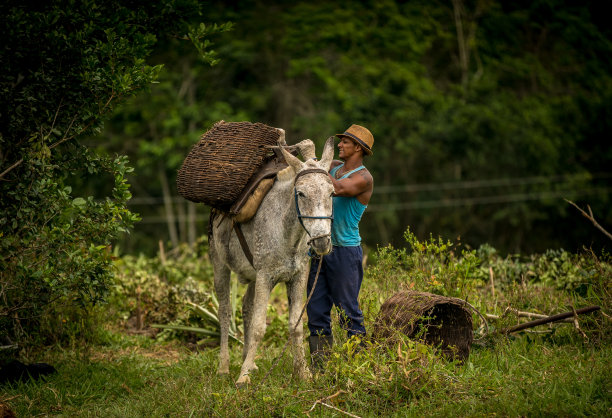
[279,137,335,255]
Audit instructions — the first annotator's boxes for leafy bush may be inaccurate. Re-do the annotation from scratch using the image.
[0,1,225,349]
[109,241,214,330]
[368,228,485,300]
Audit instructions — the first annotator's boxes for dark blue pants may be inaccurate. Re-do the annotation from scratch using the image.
[307,246,366,337]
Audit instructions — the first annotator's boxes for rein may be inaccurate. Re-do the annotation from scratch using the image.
[293,168,334,245]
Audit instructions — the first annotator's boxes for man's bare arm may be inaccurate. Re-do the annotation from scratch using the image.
[329,169,373,198]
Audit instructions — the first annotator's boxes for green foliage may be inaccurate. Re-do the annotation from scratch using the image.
[93,18,235,253]
[321,336,444,404]
[188,22,234,65]
[108,242,249,346]
[366,227,610,344]
[109,241,214,329]
[0,154,138,347]
[152,297,243,345]
[0,1,217,348]
[140,0,611,254]
[368,227,484,300]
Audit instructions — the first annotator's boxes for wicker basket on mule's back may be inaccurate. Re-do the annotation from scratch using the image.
[176,121,282,210]
[372,290,474,362]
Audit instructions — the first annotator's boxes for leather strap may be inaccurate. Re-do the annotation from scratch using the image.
[233,221,254,268]
[294,168,331,184]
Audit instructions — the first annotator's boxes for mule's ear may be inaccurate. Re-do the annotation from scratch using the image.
[279,142,304,173]
[319,136,335,171]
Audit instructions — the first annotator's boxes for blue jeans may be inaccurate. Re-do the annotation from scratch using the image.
[307,246,366,337]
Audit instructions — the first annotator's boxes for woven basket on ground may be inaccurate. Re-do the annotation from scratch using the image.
[176,121,281,210]
[372,290,473,361]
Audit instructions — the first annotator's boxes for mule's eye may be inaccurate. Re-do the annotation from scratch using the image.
[297,191,305,198]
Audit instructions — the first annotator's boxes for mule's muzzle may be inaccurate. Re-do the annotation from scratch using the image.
[308,233,332,255]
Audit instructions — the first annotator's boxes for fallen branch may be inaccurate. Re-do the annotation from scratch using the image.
[566,199,612,241]
[486,307,573,323]
[0,345,18,350]
[501,306,600,334]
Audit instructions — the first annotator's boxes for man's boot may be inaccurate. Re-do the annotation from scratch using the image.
[309,334,333,371]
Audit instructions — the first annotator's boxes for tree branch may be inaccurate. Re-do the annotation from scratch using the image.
[565,199,612,241]
[0,158,24,180]
[501,306,600,334]
[0,92,117,181]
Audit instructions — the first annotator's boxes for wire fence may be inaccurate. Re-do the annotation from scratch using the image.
[128,173,611,222]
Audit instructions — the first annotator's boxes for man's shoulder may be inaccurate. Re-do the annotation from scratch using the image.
[355,167,373,184]
[347,166,372,192]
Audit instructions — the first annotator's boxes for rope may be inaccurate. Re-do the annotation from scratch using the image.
[252,255,324,390]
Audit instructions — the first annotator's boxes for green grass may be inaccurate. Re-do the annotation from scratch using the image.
[2,234,610,416]
[1,327,610,417]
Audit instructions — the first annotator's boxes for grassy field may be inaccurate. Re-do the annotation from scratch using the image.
[2,232,610,416]
[1,329,610,416]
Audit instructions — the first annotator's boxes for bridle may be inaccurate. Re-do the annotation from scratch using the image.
[293,168,334,246]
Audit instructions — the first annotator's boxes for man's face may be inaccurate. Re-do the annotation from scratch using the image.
[337,136,361,160]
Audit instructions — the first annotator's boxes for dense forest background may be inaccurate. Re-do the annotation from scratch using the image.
[1,0,611,346]
[98,0,611,255]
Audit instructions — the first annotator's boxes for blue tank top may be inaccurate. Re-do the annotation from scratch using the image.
[330,164,367,247]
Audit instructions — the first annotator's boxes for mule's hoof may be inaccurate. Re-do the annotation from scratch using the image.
[235,373,251,388]
[217,367,230,376]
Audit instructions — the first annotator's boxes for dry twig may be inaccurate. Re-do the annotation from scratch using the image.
[566,199,612,241]
[306,390,361,418]
[572,306,589,341]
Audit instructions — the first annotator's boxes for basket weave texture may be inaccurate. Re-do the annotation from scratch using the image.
[372,290,474,361]
[176,121,281,209]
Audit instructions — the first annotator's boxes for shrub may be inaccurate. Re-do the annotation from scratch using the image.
[0,1,224,349]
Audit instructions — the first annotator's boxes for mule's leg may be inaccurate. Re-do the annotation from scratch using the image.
[236,276,271,386]
[287,271,311,380]
[213,262,232,376]
[241,281,258,371]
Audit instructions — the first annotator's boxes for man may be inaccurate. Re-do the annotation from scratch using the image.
[307,124,374,368]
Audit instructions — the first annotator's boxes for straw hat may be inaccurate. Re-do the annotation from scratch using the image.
[336,124,374,155]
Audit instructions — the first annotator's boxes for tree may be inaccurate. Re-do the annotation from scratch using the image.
[184,0,611,253]
[0,0,227,347]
